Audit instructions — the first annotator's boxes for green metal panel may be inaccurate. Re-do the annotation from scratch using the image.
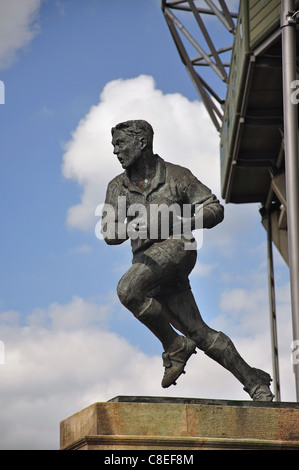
[220,0,250,197]
[249,0,281,48]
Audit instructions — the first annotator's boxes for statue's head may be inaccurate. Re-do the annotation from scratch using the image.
[111,120,154,169]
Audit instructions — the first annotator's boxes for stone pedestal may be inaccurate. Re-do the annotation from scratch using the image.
[60,396,299,450]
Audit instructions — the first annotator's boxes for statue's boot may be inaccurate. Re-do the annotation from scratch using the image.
[136,298,197,388]
[205,331,274,401]
[161,336,197,388]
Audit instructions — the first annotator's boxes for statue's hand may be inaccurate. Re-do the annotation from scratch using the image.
[175,214,195,232]
[176,205,204,232]
[127,217,148,239]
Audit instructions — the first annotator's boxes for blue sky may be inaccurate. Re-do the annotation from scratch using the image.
[0,0,295,450]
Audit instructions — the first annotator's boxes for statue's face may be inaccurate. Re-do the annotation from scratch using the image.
[112,130,143,169]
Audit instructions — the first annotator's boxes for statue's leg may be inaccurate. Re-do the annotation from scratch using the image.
[116,240,197,387]
[204,331,274,400]
[161,289,274,401]
[117,261,179,352]
[160,288,218,351]
[117,238,194,349]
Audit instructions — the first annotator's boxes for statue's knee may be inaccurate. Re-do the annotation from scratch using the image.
[117,277,130,307]
[117,276,142,312]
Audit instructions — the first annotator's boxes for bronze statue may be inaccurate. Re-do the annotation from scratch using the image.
[101,119,274,401]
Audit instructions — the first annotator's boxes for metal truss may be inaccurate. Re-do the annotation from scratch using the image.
[161,0,238,132]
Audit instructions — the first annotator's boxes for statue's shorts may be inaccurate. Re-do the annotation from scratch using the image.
[130,237,197,298]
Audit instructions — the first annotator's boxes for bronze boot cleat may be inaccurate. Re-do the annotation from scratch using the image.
[161,336,197,388]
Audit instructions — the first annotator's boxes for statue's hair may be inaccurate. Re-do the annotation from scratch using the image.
[111,120,154,148]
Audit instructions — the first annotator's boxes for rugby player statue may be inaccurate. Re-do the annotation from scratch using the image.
[101,119,274,401]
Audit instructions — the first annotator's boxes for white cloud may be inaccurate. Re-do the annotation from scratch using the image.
[0,0,42,69]
[62,75,220,231]
[61,74,266,263]
[0,289,296,449]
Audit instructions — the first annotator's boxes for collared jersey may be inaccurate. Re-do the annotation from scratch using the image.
[103,154,224,254]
